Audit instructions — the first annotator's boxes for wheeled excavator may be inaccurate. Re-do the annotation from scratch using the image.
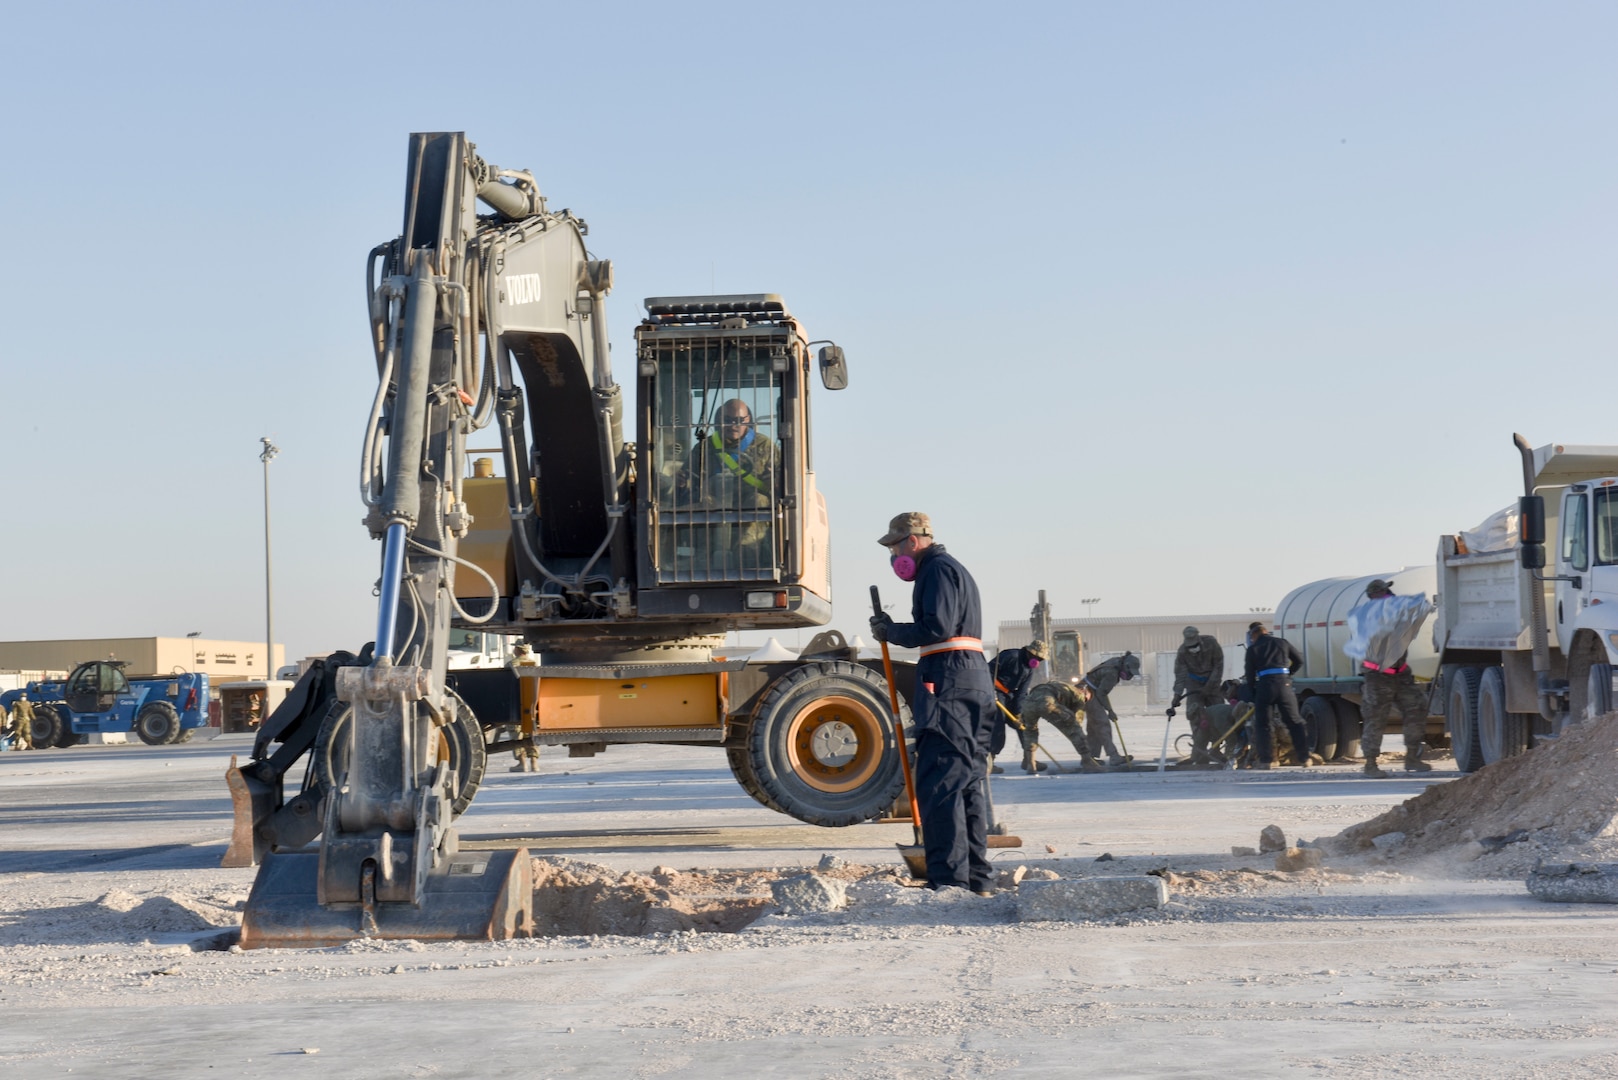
[228,132,914,947]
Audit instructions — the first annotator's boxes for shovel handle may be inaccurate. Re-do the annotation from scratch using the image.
[871,585,923,840]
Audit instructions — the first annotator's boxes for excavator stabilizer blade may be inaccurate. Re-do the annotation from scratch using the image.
[239,847,533,949]
[221,756,260,869]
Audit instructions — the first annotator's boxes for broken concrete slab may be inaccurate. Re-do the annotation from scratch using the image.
[1015,876,1167,922]
[1370,831,1407,852]
[1231,846,1258,857]
[1526,862,1618,904]
[1259,825,1287,853]
[1275,847,1323,872]
[770,874,847,915]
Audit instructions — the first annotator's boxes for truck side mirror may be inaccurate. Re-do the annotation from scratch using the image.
[1519,494,1546,569]
[818,345,848,391]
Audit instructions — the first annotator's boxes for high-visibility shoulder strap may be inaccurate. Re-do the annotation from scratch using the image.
[710,431,767,491]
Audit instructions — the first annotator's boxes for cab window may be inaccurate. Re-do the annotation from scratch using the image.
[1563,492,1589,572]
[1594,489,1618,566]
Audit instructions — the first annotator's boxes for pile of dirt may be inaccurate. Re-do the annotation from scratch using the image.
[0,888,243,946]
[1333,711,1618,870]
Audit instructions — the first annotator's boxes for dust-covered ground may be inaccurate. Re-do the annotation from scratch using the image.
[3,712,1618,1079]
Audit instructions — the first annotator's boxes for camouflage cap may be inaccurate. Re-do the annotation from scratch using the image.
[877,512,932,547]
[1182,625,1200,641]
[1026,639,1049,660]
[1366,579,1393,597]
[512,643,532,655]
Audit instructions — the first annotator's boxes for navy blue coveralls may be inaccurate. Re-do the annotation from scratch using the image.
[990,648,1038,756]
[1244,632,1309,765]
[883,545,996,891]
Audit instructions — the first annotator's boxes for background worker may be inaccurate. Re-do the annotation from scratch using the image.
[1243,622,1308,770]
[869,512,996,896]
[509,643,540,773]
[1081,653,1139,767]
[1171,625,1225,764]
[1020,679,1102,772]
[991,639,1047,773]
[1201,680,1252,763]
[10,694,33,751]
[1351,578,1436,777]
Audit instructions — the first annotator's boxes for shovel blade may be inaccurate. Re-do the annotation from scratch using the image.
[897,844,928,880]
[240,847,533,949]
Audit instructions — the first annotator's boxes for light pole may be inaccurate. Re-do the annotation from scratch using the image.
[1081,597,1101,619]
[260,437,279,679]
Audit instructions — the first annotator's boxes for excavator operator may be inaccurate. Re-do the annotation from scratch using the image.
[681,398,778,570]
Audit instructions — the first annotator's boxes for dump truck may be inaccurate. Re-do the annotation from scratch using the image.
[0,661,211,746]
[226,132,909,947]
[1272,566,1442,762]
[1432,437,1618,773]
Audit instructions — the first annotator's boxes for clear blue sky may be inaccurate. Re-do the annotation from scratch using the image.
[2,2,1613,658]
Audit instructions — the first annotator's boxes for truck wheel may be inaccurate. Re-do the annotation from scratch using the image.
[1301,696,1338,761]
[1330,696,1362,762]
[1447,667,1484,773]
[135,702,182,745]
[727,747,786,813]
[746,660,907,828]
[1477,666,1529,765]
[1584,662,1614,724]
[30,705,68,749]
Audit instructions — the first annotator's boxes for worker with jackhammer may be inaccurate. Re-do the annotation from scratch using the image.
[1170,625,1225,764]
[1021,678,1103,772]
[991,639,1048,773]
[869,512,997,896]
[1081,653,1139,766]
[1350,579,1435,777]
[1244,622,1309,769]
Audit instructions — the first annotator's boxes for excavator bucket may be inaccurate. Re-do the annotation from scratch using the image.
[239,847,533,949]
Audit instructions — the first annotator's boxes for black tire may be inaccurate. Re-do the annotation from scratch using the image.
[309,697,485,817]
[30,705,69,749]
[1331,696,1362,762]
[727,746,786,813]
[1447,666,1484,773]
[1584,662,1613,724]
[176,728,195,743]
[1477,666,1529,766]
[746,660,908,827]
[1301,696,1337,761]
[135,702,181,745]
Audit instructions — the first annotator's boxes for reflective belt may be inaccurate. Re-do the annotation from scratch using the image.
[710,431,767,491]
[1362,661,1410,676]
[994,678,1011,695]
[1256,667,1290,678]
[1187,672,1208,682]
[918,636,984,657]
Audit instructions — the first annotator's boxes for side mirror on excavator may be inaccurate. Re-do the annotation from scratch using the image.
[818,345,849,391]
[1519,494,1546,570]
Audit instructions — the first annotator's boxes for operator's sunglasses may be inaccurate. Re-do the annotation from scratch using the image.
[721,415,752,425]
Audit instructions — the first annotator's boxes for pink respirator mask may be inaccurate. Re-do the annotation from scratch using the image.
[890,553,917,581]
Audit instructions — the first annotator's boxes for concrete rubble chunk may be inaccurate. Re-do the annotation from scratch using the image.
[996,865,1029,889]
[1259,825,1287,853]
[1275,847,1323,872]
[1370,831,1407,851]
[1526,862,1618,904]
[816,854,845,872]
[770,873,847,915]
[1023,868,1061,881]
[1015,877,1167,922]
[1231,846,1258,857]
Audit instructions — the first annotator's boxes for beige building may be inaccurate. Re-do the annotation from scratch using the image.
[0,637,286,682]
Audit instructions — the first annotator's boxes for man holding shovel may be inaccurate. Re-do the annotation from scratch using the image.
[870,512,997,896]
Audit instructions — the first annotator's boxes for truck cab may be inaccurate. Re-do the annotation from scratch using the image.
[1550,477,1618,719]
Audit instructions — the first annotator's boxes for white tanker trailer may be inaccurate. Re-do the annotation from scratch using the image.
[1271,566,1443,763]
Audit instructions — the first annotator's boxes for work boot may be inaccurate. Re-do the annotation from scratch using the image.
[1078,756,1104,774]
[990,760,1005,775]
[509,762,527,773]
[1363,760,1389,778]
[1253,761,1273,771]
[1404,747,1432,773]
[1021,749,1048,774]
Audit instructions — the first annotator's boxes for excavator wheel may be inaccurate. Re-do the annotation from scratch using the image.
[726,746,786,814]
[308,693,487,817]
[744,660,908,828]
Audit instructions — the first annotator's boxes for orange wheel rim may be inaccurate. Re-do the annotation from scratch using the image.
[785,695,885,793]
